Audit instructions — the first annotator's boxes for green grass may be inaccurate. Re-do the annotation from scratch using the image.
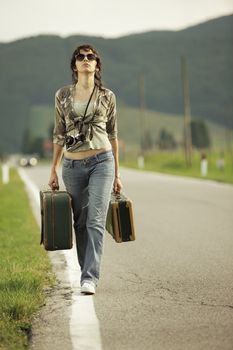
[27,103,232,183]
[117,104,227,149]
[29,104,227,148]
[120,150,233,184]
[0,168,54,350]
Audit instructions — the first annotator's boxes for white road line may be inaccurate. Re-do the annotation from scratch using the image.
[18,168,102,350]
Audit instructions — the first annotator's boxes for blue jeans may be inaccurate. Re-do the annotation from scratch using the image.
[62,150,115,287]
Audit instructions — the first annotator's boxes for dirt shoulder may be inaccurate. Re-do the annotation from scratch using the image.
[30,251,73,350]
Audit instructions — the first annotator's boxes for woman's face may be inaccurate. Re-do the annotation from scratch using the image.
[75,49,98,75]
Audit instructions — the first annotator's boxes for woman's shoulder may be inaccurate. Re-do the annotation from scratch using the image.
[55,84,73,99]
[100,86,116,101]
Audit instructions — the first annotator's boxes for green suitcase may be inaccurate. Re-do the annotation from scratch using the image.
[40,190,73,251]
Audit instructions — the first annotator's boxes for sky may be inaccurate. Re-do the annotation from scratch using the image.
[1,0,233,42]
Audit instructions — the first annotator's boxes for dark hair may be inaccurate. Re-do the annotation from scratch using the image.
[70,44,104,90]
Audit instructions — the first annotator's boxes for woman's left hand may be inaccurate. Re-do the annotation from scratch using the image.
[113,177,123,194]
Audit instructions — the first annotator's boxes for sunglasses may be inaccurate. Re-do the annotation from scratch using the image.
[75,53,97,61]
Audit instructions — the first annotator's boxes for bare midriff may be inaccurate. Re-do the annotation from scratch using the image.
[64,148,110,160]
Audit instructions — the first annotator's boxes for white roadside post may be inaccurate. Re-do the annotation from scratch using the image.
[2,163,9,184]
[137,155,145,169]
[200,152,208,177]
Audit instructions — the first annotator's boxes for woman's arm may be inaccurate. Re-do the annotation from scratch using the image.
[110,138,122,193]
[48,89,66,190]
[48,144,63,190]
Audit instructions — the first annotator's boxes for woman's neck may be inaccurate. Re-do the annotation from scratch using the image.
[75,74,95,90]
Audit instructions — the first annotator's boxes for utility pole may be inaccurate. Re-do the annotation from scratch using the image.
[224,104,233,170]
[181,55,192,167]
[138,73,147,155]
[224,105,232,153]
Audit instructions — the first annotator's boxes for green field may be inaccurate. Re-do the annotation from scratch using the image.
[29,104,232,184]
[117,105,228,149]
[29,104,227,149]
[0,168,54,350]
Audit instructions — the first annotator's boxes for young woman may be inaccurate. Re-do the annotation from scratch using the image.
[48,44,122,295]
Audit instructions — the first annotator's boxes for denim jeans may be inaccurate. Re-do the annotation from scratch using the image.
[62,150,115,287]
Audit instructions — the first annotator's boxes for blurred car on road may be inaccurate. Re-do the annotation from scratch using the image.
[19,155,38,167]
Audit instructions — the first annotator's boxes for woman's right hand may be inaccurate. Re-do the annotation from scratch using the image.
[48,170,59,190]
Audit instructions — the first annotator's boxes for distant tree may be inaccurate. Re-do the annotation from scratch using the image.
[21,130,44,157]
[158,128,177,150]
[48,123,54,139]
[141,130,153,151]
[191,120,210,149]
[30,137,44,157]
[21,128,33,154]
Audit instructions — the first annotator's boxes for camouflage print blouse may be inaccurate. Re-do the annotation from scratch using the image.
[53,84,118,152]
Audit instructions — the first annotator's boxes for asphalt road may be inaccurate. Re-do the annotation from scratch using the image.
[24,164,233,350]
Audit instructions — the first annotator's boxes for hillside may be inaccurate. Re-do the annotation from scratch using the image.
[0,14,232,153]
[29,104,227,152]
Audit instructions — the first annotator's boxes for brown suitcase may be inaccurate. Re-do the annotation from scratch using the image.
[106,192,136,243]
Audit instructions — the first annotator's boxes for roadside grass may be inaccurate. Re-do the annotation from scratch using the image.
[0,167,54,350]
[120,150,233,184]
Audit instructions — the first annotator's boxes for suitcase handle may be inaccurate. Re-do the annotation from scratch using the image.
[112,191,124,201]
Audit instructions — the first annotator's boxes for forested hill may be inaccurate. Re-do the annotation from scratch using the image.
[0,14,232,153]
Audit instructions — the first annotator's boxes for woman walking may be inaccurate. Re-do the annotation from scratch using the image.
[48,44,122,295]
